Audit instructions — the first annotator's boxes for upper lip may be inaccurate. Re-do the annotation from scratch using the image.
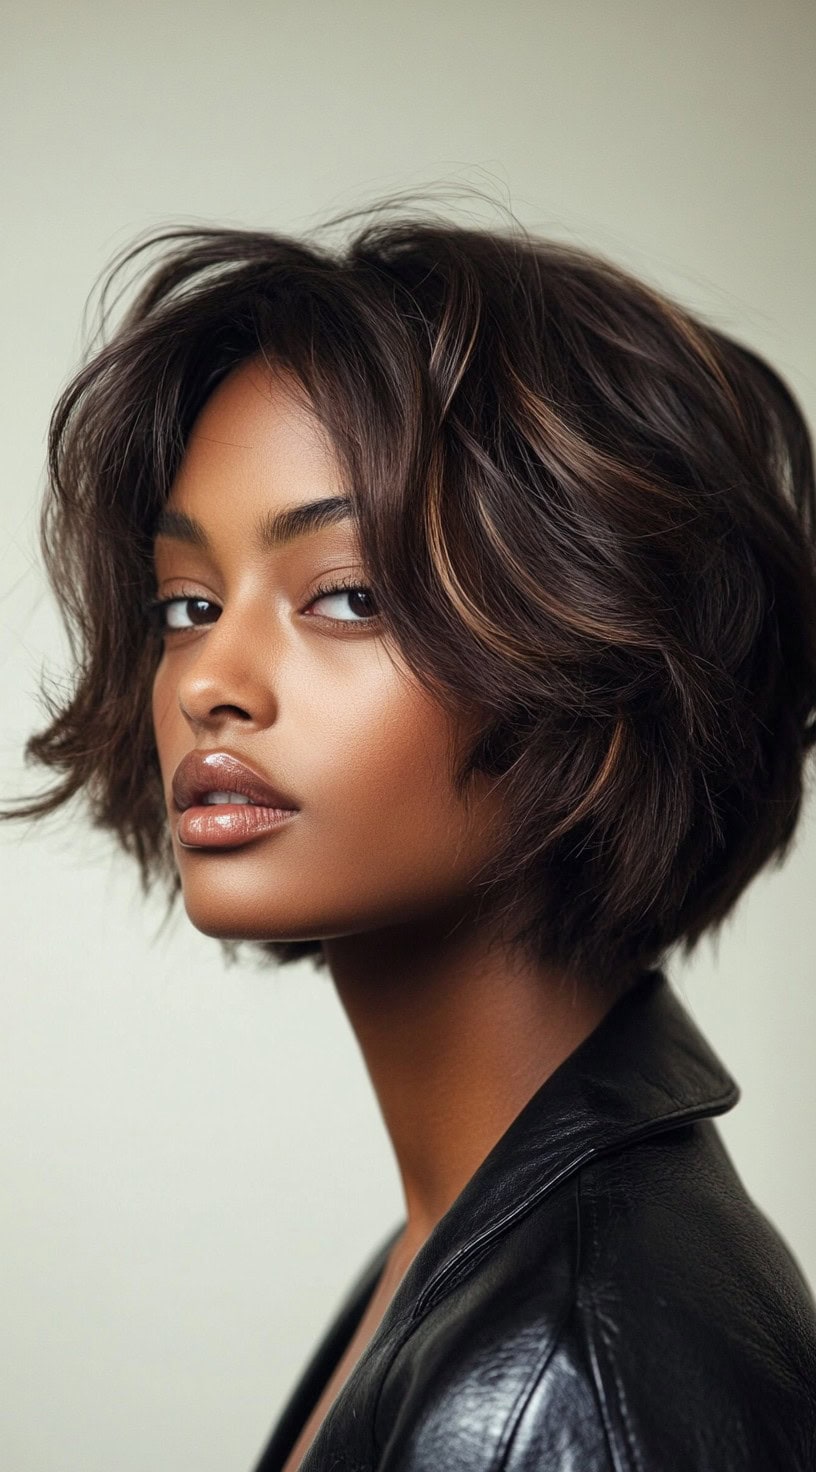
[171,750,299,813]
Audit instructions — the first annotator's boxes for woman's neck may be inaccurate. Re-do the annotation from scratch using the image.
[322,909,616,1246]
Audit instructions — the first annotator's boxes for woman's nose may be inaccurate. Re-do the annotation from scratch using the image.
[175,602,281,731]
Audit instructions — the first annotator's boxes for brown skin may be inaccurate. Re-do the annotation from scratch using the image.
[152,357,616,1465]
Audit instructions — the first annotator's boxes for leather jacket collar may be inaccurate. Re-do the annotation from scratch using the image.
[378,965,740,1324]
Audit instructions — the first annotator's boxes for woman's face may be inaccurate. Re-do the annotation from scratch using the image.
[151,356,505,946]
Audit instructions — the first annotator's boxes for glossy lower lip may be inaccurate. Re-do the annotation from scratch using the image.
[176,803,298,849]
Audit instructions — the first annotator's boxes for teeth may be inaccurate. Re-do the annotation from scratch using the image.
[201,791,255,805]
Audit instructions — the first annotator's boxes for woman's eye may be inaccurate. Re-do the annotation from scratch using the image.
[145,580,380,636]
[306,580,380,625]
[146,595,218,634]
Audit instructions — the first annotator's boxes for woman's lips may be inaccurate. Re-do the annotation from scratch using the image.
[171,748,300,846]
[172,749,299,814]
[177,801,298,849]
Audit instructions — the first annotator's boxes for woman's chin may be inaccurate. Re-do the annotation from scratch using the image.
[178,890,316,944]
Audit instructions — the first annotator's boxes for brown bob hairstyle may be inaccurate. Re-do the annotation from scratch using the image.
[4,200,816,996]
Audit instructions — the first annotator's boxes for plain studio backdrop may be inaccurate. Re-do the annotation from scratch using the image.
[1,2,815,1469]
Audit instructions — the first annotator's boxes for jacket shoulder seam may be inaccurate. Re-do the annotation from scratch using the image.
[578,1167,642,1472]
[493,1272,576,1470]
[494,1174,617,1472]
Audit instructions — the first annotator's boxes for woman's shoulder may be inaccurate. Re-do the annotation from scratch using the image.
[575,1113,816,1367]
[375,1119,816,1471]
[560,1119,816,1470]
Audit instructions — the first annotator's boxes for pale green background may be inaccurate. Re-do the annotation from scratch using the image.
[1,2,814,1469]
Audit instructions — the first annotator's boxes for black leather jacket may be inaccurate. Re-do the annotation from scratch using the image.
[252,968,816,1471]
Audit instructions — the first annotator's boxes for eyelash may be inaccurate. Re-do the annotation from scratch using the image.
[144,576,381,638]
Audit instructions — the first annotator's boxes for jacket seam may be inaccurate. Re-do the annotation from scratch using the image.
[492,1176,583,1472]
[490,1172,624,1472]
[580,1166,642,1472]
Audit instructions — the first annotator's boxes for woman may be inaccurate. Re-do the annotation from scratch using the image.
[4,202,816,1470]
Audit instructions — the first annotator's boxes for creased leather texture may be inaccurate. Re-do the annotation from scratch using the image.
[251,968,816,1471]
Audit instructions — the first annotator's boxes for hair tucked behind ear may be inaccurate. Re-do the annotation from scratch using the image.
[4,196,816,997]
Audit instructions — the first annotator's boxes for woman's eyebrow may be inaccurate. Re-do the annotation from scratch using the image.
[153,496,355,551]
